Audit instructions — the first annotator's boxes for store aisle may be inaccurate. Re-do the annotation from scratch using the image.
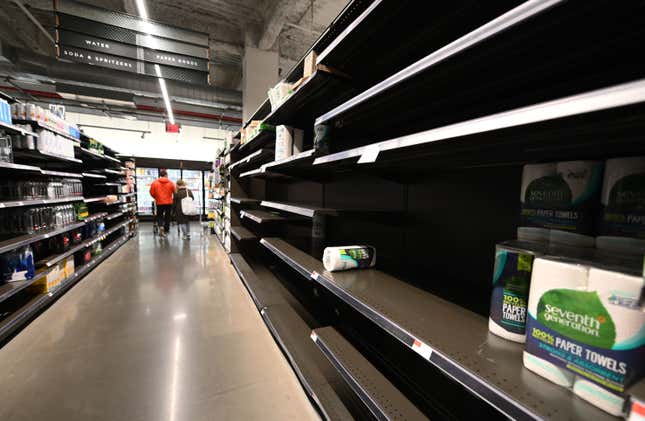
[0,225,320,421]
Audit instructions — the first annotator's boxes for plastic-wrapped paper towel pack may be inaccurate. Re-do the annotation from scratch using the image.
[519,161,604,244]
[323,246,376,272]
[598,156,645,255]
[524,257,645,416]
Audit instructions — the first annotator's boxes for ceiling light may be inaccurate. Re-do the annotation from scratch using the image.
[155,65,175,125]
[135,0,148,20]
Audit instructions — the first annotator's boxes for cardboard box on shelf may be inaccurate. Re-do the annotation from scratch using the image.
[304,51,317,78]
[63,257,75,279]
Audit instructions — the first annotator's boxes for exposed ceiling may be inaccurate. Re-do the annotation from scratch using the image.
[0,0,348,126]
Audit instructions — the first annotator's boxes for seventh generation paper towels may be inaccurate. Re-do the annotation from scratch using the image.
[323,246,376,272]
[525,259,645,415]
[520,161,603,239]
[523,257,586,387]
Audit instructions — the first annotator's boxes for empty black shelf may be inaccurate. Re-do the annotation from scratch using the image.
[13,149,82,164]
[261,238,326,279]
[230,197,260,205]
[228,253,298,310]
[313,79,645,170]
[230,226,256,241]
[243,98,271,128]
[260,201,338,218]
[315,1,645,154]
[0,161,41,172]
[240,209,286,224]
[230,148,274,172]
[263,149,317,173]
[261,305,354,421]
[238,129,275,156]
[239,166,294,180]
[312,326,428,420]
[0,196,83,209]
[261,238,616,421]
[263,70,356,129]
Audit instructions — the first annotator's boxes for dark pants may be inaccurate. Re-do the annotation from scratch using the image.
[156,204,172,232]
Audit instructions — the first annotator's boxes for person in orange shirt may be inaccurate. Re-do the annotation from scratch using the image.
[149,168,176,237]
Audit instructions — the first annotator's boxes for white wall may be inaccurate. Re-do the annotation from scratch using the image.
[65,112,228,161]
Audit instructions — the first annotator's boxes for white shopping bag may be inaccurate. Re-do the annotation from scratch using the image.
[181,196,199,215]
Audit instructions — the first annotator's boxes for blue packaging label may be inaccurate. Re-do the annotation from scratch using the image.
[490,248,535,335]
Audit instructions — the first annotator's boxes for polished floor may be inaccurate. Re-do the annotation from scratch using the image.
[0,224,320,421]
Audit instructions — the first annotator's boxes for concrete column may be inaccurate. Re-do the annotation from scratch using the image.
[242,46,278,122]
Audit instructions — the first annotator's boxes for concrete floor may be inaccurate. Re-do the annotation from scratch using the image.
[0,225,320,421]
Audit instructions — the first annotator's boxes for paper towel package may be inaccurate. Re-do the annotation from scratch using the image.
[520,161,603,237]
[524,258,645,414]
[599,156,645,253]
[323,246,376,272]
[519,163,557,241]
[275,125,304,161]
[489,241,547,343]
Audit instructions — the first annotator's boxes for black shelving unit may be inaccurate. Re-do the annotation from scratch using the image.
[0,114,138,344]
[220,1,645,419]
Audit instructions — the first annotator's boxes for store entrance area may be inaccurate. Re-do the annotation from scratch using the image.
[0,224,319,421]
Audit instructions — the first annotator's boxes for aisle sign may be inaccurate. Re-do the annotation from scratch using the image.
[54,0,210,85]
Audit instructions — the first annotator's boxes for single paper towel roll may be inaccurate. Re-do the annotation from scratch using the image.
[573,377,626,416]
[523,351,575,387]
[323,246,376,272]
[524,257,588,388]
[600,156,645,243]
[488,241,546,343]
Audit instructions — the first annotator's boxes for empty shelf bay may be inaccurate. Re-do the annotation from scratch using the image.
[261,305,354,421]
[261,237,616,421]
[228,253,298,310]
[240,209,286,224]
[260,201,338,218]
[230,226,256,241]
[313,79,645,168]
[263,70,356,128]
[312,326,428,420]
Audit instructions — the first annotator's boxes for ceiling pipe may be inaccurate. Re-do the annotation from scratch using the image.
[10,0,56,45]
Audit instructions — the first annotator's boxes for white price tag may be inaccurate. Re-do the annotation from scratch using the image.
[310,332,318,342]
[311,271,319,281]
[412,339,433,360]
[357,145,380,164]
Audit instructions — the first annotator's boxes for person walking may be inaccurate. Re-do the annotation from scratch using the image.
[149,169,175,237]
[173,179,194,240]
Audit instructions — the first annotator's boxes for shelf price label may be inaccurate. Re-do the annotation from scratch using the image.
[412,339,433,360]
[311,271,319,281]
[357,145,380,164]
[310,332,318,342]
